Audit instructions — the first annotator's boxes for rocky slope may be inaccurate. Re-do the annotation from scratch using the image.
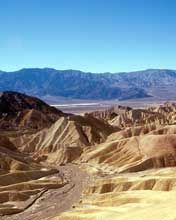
[0,91,65,130]
[3,68,176,100]
[89,102,176,128]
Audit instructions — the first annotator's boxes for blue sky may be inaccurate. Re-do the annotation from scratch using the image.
[1,0,176,72]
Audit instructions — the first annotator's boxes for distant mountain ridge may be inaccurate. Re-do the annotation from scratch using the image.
[0,68,176,100]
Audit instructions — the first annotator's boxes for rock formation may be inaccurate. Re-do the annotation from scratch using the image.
[0,135,66,215]
[2,92,176,220]
[0,91,65,130]
[14,115,117,164]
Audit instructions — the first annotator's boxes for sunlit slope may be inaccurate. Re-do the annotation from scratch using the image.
[15,115,117,164]
[53,168,176,220]
[81,133,176,173]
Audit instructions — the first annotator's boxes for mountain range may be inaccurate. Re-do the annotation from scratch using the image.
[0,68,176,100]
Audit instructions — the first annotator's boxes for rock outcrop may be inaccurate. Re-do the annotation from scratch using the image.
[0,91,65,130]
[15,115,117,164]
[89,103,176,128]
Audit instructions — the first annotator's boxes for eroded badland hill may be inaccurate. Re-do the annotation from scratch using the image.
[1,92,176,220]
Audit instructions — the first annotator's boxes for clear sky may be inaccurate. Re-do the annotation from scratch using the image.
[1,0,176,72]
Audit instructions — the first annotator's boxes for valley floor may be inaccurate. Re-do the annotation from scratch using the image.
[50,97,176,114]
[1,164,90,220]
[4,164,176,220]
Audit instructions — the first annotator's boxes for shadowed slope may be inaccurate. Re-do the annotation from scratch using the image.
[0,91,65,130]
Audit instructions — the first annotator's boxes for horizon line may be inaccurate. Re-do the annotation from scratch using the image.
[0,67,175,74]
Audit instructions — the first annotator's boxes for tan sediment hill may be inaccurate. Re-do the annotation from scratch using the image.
[80,124,176,175]
[50,105,176,220]
[106,123,158,141]
[106,123,176,142]
[3,95,176,220]
[15,114,117,165]
[87,105,132,121]
[0,135,66,216]
[110,108,167,127]
[89,103,176,128]
[52,123,176,220]
[54,167,176,220]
